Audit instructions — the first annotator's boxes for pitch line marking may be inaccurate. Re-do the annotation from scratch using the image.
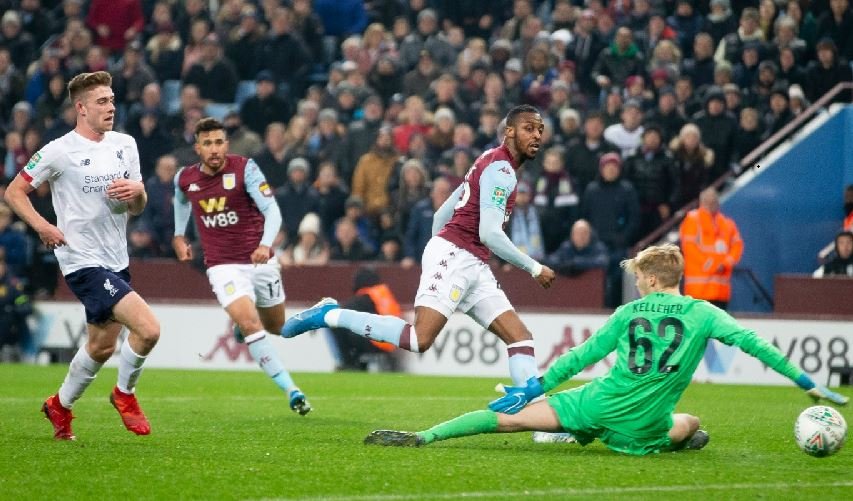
[270,481,853,501]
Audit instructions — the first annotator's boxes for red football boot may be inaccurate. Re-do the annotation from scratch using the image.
[42,394,75,441]
[109,387,151,435]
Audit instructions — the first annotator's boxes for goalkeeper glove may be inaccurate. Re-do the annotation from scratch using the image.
[488,376,545,414]
[796,374,849,406]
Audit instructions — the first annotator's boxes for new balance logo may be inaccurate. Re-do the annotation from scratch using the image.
[80,159,91,166]
[103,279,118,297]
[188,183,200,192]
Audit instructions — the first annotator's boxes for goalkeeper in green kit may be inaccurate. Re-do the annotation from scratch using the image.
[365,244,848,455]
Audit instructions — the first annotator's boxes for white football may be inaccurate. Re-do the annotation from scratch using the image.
[794,405,847,457]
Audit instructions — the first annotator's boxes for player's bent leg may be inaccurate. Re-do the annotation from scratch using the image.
[487,310,537,387]
[410,306,449,352]
[496,400,564,433]
[258,303,286,334]
[112,292,160,356]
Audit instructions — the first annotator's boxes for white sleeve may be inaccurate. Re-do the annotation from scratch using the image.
[125,136,143,182]
[20,141,60,187]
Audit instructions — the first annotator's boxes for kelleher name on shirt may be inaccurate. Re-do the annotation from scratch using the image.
[632,302,684,315]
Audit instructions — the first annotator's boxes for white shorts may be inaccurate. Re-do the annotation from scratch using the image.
[206,262,285,309]
[414,237,513,327]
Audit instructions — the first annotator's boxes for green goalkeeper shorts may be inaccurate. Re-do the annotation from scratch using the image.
[547,385,673,455]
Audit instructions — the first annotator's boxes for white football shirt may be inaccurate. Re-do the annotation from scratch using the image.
[21,130,142,275]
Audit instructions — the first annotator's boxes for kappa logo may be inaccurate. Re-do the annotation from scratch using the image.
[103,279,118,297]
[439,259,448,268]
[80,158,91,166]
[188,183,200,192]
[364,324,373,338]
[428,283,438,292]
[499,166,512,175]
[432,272,443,280]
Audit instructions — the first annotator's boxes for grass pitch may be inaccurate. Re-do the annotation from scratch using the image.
[1,364,851,500]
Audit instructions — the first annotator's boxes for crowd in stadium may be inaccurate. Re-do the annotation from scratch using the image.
[0,0,852,307]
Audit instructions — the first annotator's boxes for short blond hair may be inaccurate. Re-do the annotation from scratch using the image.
[67,71,112,103]
[620,244,684,288]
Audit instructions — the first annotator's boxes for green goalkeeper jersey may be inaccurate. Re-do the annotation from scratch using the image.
[541,292,805,420]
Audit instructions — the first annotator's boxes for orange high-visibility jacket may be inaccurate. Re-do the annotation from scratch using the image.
[355,284,401,353]
[679,207,744,302]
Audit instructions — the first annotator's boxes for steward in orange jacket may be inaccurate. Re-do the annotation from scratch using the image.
[678,188,743,308]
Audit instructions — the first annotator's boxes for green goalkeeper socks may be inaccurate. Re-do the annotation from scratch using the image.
[416,410,499,444]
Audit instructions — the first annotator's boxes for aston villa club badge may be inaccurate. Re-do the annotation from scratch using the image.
[223,173,236,190]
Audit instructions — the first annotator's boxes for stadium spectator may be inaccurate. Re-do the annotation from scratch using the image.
[331,216,374,261]
[592,26,645,95]
[257,6,311,100]
[816,0,853,59]
[326,266,402,371]
[401,175,451,268]
[813,231,853,277]
[313,161,348,241]
[276,157,320,246]
[86,0,144,55]
[222,111,262,158]
[252,122,289,188]
[240,71,292,138]
[715,7,765,65]
[581,152,641,307]
[679,187,743,309]
[0,46,25,122]
[135,110,174,179]
[0,256,33,363]
[351,126,398,220]
[141,154,178,256]
[777,47,807,90]
[733,106,764,165]
[279,212,330,267]
[5,71,160,440]
[565,112,618,195]
[532,146,580,255]
[1,10,36,72]
[681,33,717,93]
[644,86,686,144]
[674,75,702,118]
[763,86,795,139]
[544,218,609,277]
[363,243,848,453]
[604,98,645,158]
[692,86,738,181]
[804,38,853,104]
[705,0,737,47]
[722,83,743,117]
[504,179,544,265]
[390,158,430,235]
[173,117,312,415]
[126,82,164,137]
[0,202,27,276]
[668,0,704,59]
[622,125,680,239]
[224,5,265,81]
[144,21,183,82]
[669,123,714,208]
[785,0,818,53]
[111,41,156,114]
[182,34,238,104]
[565,9,605,96]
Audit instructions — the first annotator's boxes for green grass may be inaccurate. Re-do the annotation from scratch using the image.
[1,365,851,500]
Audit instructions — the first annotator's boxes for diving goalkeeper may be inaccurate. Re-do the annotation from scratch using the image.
[365,244,848,455]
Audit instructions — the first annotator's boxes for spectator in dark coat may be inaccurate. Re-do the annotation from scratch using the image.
[256,6,311,99]
[564,112,619,194]
[763,86,795,140]
[544,219,609,277]
[532,146,581,255]
[591,26,646,94]
[692,86,738,180]
[804,38,853,104]
[141,155,178,256]
[275,157,320,245]
[240,71,292,137]
[622,125,680,239]
[182,33,239,103]
[313,161,349,242]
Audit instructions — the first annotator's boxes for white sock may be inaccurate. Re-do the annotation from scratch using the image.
[507,340,537,386]
[117,338,147,394]
[58,346,104,408]
[325,308,342,327]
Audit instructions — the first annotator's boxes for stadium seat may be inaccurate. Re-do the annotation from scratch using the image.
[162,80,182,114]
[235,80,256,106]
[204,102,236,120]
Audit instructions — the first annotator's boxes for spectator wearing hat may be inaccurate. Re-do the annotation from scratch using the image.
[0,11,35,73]
[622,124,680,238]
[681,33,717,93]
[426,107,456,161]
[554,107,582,147]
[669,123,714,208]
[565,9,605,96]
[279,212,330,267]
[816,0,853,59]
[716,7,765,65]
[351,126,398,220]
[581,152,640,307]
[224,5,266,81]
[805,38,853,104]
[240,70,292,136]
[257,6,311,101]
[706,0,737,47]
[276,156,320,246]
[308,108,347,172]
[644,85,686,144]
[86,0,144,54]
[763,85,795,139]
[604,98,645,158]
[787,84,810,116]
[591,26,646,95]
[183,33,239,103]
[692,85,738,180]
